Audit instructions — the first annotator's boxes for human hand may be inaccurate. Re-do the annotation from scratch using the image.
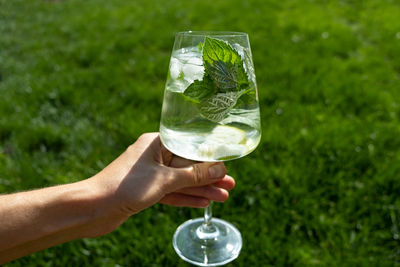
[0,133,235,261]
[89,133,235,219]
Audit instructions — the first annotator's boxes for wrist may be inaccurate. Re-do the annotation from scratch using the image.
[76,178,129,238]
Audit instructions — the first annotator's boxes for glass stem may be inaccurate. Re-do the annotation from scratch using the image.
[204,201,213,226]
[197,201,219,239]
[196,201,219,240]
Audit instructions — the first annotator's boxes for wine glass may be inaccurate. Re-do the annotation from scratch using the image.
[160,31,261,266]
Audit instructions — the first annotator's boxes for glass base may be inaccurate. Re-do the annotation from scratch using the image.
[173,217,242,266]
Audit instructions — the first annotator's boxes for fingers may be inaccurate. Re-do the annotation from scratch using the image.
[193,163,226,184]
[159,193,210,208]
[160,175,234,208]
[213,175,235,191]
[176,186,229,202]
[164,162,227,192]
[160,182,230,208]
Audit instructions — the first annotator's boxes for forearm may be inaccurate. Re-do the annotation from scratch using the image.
[0,179,126,264]
[0,133,232,264]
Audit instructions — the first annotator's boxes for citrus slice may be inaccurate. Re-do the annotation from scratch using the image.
[209,125,246,144]
[198,125,247,160]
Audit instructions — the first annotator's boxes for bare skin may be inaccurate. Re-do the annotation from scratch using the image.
[0,133,235,264]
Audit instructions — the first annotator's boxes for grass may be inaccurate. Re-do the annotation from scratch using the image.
[1,0,400,265]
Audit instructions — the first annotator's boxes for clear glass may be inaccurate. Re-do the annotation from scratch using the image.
[160,31,261,266]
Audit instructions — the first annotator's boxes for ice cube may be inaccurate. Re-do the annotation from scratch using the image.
[169,57,181,80]
[182,64,204,82]
[198,143,214,159]
[186,57,203,66]
[214,144,246,159]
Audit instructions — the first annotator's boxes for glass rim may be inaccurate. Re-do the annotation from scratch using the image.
[176,31,248,37]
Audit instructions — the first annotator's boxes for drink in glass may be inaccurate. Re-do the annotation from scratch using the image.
[160,31,261,266]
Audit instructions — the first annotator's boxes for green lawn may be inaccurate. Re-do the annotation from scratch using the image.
[1,0,400,266]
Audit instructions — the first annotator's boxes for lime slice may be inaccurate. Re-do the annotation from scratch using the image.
[198,126,247,160]
[209,125,246,144]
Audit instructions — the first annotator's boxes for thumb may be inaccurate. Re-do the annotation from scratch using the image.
[165,162,226,192]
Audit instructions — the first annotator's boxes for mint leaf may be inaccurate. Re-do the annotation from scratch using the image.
[203,37,241,65]
[234,88,257,108]
[199,92,239,122]
[204,61,237,91]
[183,74,216,103]
[197,41,203,52]
[181,37,254,123]
[199,89,252,122]
[202,37,249,92]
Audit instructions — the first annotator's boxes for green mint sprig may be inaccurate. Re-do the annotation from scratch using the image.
[183,36,254,122]
[202,37,249,93]
[182,74,216,104]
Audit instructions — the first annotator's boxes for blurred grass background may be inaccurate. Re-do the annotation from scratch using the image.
[1,0,400,266]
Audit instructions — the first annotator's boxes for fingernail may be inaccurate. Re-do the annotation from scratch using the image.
[209,164,225,179]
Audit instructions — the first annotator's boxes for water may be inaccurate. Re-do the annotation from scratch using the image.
[160,47,261,162]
